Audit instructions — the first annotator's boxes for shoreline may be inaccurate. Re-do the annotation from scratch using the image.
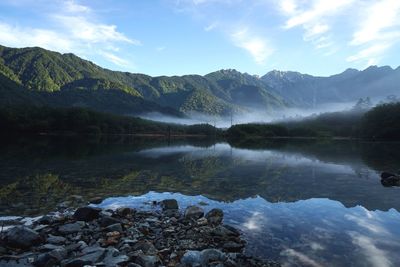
[0,199,279,267]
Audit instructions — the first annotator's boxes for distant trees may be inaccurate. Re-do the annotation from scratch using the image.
[362,103,400,140]
[0,106,219,136]
[352,97,372,111]
[227,124,289,138]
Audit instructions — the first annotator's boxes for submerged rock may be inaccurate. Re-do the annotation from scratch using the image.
[160,199,178,210]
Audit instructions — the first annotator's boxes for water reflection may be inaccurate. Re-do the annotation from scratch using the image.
[1,137,400,215]
[97,192,400,267]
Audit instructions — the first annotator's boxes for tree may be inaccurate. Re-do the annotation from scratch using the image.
[353,97,372,111]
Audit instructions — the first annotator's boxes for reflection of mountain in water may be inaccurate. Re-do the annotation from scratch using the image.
[1,137,400,215]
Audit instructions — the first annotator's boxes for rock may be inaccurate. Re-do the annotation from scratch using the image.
[163,209,180,218]
[72,246,105,264]
[135,253,161,267]
[160,199,178,210]
[104,223,123,233]
[100,215,121,227]
[89,197,103,205]
[381,172,396,179]
[116,207,135,217]
[58,221,84,234]
[39,243,64,251]
[200,249,226,265]
[33,252,61,267]
[103,247,129,267]
[181,250,202,266]
[197,217,208,226]
[132,240,158,255]
[5,226,43,249]
[205,209,224,225]
[184,206,204,220]
[73,206,101,221]
[381,175,400,187]
[0,216,23,226]
[64,259,93,267]
[37,215,54,225]
[47,235,66,245]
[223,241,244,252]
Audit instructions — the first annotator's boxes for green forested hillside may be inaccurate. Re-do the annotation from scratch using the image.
[0,45,287,116]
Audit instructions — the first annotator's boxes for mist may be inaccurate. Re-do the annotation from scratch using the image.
[139,101,357,128]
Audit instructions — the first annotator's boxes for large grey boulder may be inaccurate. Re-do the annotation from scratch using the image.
[5,226,42,249]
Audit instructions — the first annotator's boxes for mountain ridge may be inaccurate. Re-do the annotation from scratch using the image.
[0,44,399,116]
[0,45,287,116]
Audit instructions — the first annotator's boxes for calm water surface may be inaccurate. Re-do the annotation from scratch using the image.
[1,137,400,267]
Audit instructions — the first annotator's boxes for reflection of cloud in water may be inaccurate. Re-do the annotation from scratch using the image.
[345,213,388,235]
[138,143,359,176]
[350,233,392,267]
[243,211,264,231]
[281,249,323,267]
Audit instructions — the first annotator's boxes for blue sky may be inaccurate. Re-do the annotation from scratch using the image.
[0,0,399,76]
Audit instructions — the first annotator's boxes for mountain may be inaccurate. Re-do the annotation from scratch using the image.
[0,45,287,116]
[262,66,400,107]
[1,44,399,116]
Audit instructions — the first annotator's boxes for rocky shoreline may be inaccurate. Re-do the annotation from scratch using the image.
[0,199,280,267]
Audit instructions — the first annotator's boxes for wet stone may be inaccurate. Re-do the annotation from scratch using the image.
[58,221,84,234]
[160,199,179,210]
[73,206,101,222]
[5,226,42,249]
[184,206,204,220]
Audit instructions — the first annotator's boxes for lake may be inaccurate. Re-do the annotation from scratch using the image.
[1,136,400,266]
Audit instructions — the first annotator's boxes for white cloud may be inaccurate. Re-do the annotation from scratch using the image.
[279,0,355,53]
[156,46,166,52]
[64,0,91,13]
[54,15,140,45]
[99,51,131,67]
[346,0,400,65]
[279,0,298,15]
[346,43,391,63]
[303,23,330,40]
[231,28,274,64]
[283,0,355,29]
[204,22,218,32]
[0,0,140,69]
[0,22,74,53]
[350,0,400,46]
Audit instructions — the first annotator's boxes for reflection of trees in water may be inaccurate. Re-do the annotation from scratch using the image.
[3,138,400,215]
[360,142,400,173]
[352,167,376,180]
[0,173,72,216]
